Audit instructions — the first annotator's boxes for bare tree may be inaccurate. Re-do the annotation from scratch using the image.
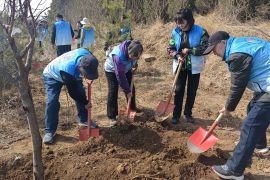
[0,0,49,179]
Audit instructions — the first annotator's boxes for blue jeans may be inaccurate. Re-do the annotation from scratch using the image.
[226,100,270,174]
[43,75,88,134]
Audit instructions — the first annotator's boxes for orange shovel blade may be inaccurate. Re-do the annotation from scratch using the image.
[156,100,175,117]
[187,127,219,153]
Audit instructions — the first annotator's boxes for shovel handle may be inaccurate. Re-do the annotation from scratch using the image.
[201,113,223,144]
[126,74,134,116]
[161,56,185,115]
[87,81,93,132]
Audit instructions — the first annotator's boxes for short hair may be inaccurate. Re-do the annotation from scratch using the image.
[174,8,194,25]
[128,40,143,58]
[56,14,63,19]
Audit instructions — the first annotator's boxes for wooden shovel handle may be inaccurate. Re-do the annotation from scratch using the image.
[201,113,223,144]
[161,55,186,114]
[126,74,134,115]
[87,81,93,131]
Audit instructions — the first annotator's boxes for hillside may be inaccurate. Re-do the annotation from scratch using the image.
[0,14,270,179]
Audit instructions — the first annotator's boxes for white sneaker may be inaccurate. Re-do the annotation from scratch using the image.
[109,119,117,127]
[255,147,269,154]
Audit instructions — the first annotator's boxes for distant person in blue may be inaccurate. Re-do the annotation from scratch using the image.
[42,48,99,144]
[118,14,132,42]
[51,14,74,56]
[36,20,48,48]
[80,17,94,49]
[203,31,270,180]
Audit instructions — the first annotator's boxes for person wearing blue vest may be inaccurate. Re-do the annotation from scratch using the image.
[51,14,74,56]
[167,8,209,124]
[118,14,132,42]
[42,48,99,144]
[104,40,143,126]
[80,17,94,49]
[203,31,270,180]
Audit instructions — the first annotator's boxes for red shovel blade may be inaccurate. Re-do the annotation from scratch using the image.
[119,109,136,120]
[79,127,100,141]
[156,100,175,117]
[187,127,219,153]
[128,111,136,119]
[79,128,89,141]
[90,128,99,137]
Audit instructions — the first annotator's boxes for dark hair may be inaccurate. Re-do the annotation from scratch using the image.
[56,14,63,19]
[77,21,82,27]
[174,8,194,25]
[128,40,143,58]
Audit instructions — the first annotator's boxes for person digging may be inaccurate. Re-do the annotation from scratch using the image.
[42,48,99,144]
[203,31,270,180]
[104,40,143,126]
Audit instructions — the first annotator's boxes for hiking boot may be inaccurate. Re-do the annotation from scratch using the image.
[171,117,179,124]
[109,118,117,127]
[43,132,55,144]
[212,165,244,180]
[184,115,195,123]
[78,121,98,128]
[255,147,269,154]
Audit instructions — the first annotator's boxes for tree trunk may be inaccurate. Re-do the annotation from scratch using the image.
[18,73,44,180]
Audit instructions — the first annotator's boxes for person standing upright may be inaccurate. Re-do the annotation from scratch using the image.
[51,14,74,56]
[80,17,95,49]
[167,8,209,124]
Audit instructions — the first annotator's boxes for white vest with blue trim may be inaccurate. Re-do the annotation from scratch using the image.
[104,44,137,73]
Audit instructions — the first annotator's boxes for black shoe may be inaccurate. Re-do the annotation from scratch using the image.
[212,165,244,180]
[171,117,179,124]
[184,115,195,123]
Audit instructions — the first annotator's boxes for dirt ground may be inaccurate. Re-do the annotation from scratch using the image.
[1,15,270,179]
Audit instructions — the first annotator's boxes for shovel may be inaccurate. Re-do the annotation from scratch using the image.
[155,56,185,122]
[79,80,99,141]
[119,74,136,122]
[187,113,223,153]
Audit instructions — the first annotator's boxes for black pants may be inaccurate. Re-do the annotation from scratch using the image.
[56,45,71,57]
[173,69,200,119]
[105,70,136,119]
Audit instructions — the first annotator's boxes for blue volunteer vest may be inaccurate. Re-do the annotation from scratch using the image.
[225,37,270,92]
[171,24,205,74]
[43,48,91,82]
[54,20,72,46]
[104,44,137,73]
[82,27,94,48]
